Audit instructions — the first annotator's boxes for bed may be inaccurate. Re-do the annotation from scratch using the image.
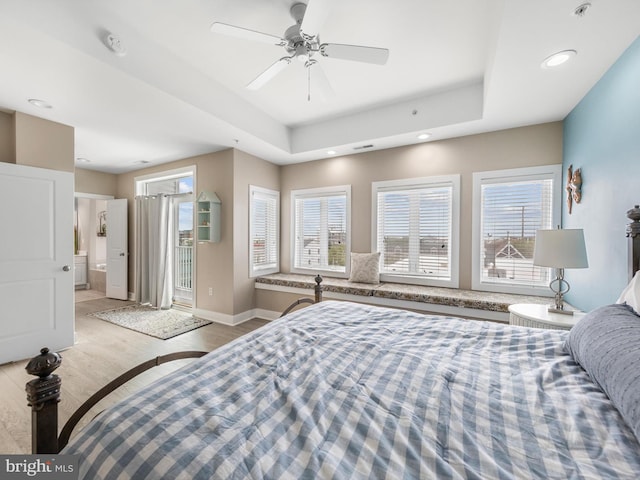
[25,207,640,479]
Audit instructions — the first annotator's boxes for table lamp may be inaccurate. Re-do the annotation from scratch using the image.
[533,228,588,315]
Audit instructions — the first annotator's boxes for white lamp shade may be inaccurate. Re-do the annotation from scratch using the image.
[533,229,589,268]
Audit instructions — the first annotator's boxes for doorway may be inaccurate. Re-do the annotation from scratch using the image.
[74,193,114,302]
[135,166,195,309]
[174,197,194,306]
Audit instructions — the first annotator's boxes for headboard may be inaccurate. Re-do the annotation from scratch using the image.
[626,205,640,279]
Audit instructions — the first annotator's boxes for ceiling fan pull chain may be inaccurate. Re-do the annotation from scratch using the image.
[308,64,312,102]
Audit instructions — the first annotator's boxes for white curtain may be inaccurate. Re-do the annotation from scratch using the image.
[135,195,174,309]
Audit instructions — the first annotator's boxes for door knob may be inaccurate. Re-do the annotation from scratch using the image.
[62,265,71,272]
[120,252,126,256]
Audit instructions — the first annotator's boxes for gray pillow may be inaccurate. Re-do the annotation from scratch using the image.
[565,303,640,441]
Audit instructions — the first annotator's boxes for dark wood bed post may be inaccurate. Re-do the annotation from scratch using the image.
[25,349,208,454]
[279,275,323,317]
[626,205,640,279]
[25,347,62,454]
[314,274,323,303]
[24,275,325,453]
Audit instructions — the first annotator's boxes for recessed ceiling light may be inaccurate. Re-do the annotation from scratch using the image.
[417,133,432,140]
[541,50,577,69]
[76,157,90,163]
[28,98,52,109]
[327,150,337,155]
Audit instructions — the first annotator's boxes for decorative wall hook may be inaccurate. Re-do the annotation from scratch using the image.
[566,164,582,214]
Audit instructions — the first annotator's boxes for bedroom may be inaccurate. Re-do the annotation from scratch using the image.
[1,0,640,476]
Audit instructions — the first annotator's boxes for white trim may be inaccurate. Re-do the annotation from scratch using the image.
[254,308,280,321]
[290,185,351,277]
[132,164,197,305]
[371,174,460,288]
[75,192,115,200]
[254,282,508,323]
[471,164,562,296]
[254,283,312,297]
[193,307,278,326]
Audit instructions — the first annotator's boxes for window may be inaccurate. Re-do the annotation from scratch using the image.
[291,186,350,275]
[143,175,193,195]
[134,166,195,196]
[372,175,460,287]
[249,186,279,277]
[472,165,562,295]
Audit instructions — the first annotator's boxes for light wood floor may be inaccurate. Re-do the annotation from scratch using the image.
[0,295,268,454]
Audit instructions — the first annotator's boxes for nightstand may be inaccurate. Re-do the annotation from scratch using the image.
[508,303,585,331]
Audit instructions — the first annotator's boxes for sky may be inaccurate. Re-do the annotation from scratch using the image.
[178,176,193,232]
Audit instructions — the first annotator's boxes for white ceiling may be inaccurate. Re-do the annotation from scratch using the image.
[0,0,638,173]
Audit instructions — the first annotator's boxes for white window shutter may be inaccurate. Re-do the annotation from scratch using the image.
[250,186,279,276]
[292,187,350,274]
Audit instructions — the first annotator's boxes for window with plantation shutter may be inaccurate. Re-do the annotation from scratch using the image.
[249,186,279,277]
[372,175,460,287]
[291,186,350,275]
[472,165,562,295]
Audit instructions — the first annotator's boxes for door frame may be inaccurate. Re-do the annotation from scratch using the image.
[134,165,197,310]
[74,192,114,292]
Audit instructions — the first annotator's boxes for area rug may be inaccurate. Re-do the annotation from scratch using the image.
[90,304,212,340]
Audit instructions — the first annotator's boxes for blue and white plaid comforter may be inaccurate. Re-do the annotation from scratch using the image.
[64,301,640,479]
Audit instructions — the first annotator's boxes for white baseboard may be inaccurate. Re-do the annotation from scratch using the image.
[254,308,280,321]
[193,307,279,326]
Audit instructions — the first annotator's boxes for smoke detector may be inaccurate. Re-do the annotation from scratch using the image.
[573,3,591,17]
[103,32,127,57]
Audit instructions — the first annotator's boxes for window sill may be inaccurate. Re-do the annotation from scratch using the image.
[255,273,556,322]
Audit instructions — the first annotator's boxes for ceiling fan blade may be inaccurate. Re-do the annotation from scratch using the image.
[300,0,334,39]
[306,60,334,102]
[246,57,292,90]
[210,22,285,46]
[321,43,389,65]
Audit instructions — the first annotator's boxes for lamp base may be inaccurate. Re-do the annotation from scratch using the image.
[547,306,574,315]
[548,268,573,315]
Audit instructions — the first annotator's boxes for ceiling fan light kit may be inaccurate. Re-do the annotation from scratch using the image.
[211,1,390,100]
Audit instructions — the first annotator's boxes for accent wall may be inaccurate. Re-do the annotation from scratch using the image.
[563,36,640,311]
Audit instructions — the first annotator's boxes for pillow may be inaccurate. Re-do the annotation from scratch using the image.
[565,303,640,442]
[617,271,640,315]
[349,252,380,284]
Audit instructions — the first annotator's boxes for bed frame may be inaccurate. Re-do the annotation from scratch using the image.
[25,207,640,454]
[24,275,324,454]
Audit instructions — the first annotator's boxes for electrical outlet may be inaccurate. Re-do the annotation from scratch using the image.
[208,287,213,296]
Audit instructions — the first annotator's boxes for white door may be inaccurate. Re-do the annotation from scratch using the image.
[0,163,74,364]
[106,199,128,300]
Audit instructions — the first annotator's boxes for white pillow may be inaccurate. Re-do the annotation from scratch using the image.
[617,271,640,315]
[349,252,381,284]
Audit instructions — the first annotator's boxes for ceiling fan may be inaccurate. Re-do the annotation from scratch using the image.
[210,0,389,100]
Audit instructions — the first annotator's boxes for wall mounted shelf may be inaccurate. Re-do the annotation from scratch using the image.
[197,191,221,243]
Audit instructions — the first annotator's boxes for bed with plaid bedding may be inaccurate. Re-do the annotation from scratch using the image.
[64,301,640,479]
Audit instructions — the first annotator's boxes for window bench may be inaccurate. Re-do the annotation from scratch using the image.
[255,273,555,323]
